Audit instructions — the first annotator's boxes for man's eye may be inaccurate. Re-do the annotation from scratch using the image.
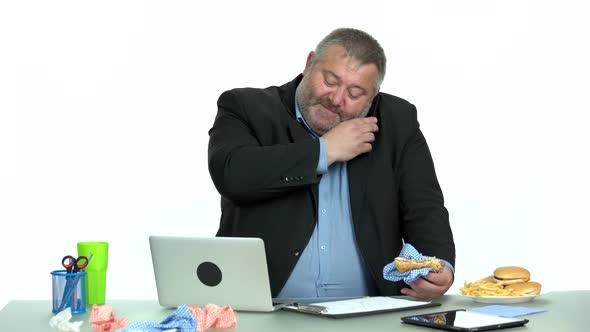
[325,79,337,86]
[348,90,363,99]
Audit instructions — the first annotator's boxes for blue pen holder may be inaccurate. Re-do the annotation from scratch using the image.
[51,270,87,314]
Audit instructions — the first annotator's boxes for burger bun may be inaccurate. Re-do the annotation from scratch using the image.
[505,282,542,295]
[493,266,530,285]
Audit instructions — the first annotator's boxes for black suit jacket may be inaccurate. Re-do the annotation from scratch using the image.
[208,75,455,297]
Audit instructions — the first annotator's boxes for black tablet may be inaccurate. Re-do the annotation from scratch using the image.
[401,309,529,332]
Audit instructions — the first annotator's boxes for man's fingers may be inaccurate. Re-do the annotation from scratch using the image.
[362,132,375,143]
[422,268,453,286]
[421,272,445,285]
[401,270,454,300]
[359,142,373,153]
[362,123,379,133]
[364,116,378,124]
[323,116,379,163]
[356,119,379,133]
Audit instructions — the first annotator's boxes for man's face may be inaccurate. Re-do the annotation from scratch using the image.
[297,44,379,135]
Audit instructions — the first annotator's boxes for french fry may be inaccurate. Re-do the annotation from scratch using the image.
[459,276,524,296]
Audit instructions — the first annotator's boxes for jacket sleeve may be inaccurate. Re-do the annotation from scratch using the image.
[397,106,456,267]
[208,89,321,204]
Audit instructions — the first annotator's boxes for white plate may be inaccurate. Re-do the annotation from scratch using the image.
[458,293,542,304]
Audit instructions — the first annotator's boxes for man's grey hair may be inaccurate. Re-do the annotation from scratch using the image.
[312,28,387,92]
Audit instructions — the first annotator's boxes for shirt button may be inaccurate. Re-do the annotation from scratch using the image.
[321,209,326,214]
[320,245,326,250]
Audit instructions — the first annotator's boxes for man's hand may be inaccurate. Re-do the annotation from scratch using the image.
[323,117,379,165]
[400,266,454,300]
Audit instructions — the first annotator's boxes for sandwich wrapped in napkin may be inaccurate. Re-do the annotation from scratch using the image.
[383,243,445,283]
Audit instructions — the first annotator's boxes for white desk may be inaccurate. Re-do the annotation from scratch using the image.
[1,291,587,331]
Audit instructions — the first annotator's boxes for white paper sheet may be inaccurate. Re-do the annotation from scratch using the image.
[287,296,432,316]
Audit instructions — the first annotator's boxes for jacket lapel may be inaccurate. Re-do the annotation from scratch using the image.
[280,74,320,216]
[348,94,381,224]
[280,75,311,142]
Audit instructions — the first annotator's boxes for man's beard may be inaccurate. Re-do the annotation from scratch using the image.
[297,78,373,136]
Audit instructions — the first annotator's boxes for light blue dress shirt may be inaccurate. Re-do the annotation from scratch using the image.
[277,97,378,298]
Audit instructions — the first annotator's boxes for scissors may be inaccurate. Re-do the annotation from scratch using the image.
[58,253,93,312]
[61,255,91,273]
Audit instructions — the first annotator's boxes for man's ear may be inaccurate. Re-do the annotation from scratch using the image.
[303,51,314,75]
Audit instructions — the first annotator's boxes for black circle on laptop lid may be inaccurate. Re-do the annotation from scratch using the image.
[196,261,222,287]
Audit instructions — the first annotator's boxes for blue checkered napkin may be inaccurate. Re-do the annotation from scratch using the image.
[383,243,440,283]
[118,304,197,332]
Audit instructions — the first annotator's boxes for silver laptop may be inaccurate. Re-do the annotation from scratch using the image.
[149,235,286,312]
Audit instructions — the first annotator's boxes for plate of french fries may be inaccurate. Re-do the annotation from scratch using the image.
[458,276,543,304]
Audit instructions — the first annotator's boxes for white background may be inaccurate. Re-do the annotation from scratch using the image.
[1,1,589,309]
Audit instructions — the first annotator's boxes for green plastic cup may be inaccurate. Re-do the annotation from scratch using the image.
[77,241,108,305]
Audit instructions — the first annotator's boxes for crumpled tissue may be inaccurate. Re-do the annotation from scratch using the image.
[49,307,84,332]
[90,303,238,332]
[187,303,237,331]
[90,304,129,332]
[120,304,196,332]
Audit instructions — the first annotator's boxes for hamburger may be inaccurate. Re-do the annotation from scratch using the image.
[505,281,542,295]
[492,266,530,285]
[394,256,445,273]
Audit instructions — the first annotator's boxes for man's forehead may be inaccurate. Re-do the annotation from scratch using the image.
[316,45,378,91]
[319,44,353,64]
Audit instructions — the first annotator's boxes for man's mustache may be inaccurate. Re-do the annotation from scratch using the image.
[316,98,342,114]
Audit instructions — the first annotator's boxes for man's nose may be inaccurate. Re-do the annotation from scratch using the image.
[329,87,346,107]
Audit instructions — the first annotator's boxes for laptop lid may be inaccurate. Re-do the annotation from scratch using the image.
[149,235,281,312]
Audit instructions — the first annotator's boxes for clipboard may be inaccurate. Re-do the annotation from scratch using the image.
[282,296,441,318]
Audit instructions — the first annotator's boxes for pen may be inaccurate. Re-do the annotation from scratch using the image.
[290,302,327,314]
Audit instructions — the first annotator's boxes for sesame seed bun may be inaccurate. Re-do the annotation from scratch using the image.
[505,282,542,295]
[493,266,531,285]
